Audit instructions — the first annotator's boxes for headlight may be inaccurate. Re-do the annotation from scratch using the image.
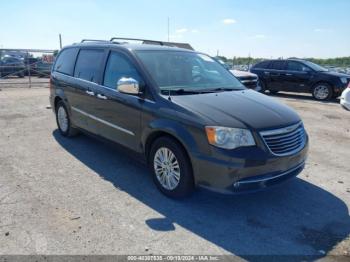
[340,77,348,84]
[205,126,255,149]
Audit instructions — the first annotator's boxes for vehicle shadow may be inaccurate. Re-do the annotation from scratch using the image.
[53,130,350,258]
[267,92,340,104]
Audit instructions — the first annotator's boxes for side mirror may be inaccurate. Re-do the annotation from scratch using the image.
[117,77,141,95]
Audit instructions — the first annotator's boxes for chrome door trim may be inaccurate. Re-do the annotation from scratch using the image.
[71,106,135,136]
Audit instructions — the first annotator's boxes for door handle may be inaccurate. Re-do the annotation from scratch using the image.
[97,94,108,100]
[86,90,95,96]
[285,73,293,76]
[264,71,270,75]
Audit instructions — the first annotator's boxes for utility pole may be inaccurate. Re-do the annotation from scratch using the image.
[167,17,170,42]
[248,52,251,70]
[216,50,219,57]
[59,34,62,49]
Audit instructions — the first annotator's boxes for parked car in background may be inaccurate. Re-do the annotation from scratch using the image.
[230,69,261,92]
[23,57,39,76]
[50,38,308,198]
[250,59,350,101]
[36,60,52,77]
[214,57,261,91]
[0,56,25,78]
[340,82,350,110]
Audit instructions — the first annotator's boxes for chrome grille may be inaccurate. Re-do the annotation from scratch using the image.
[260,123,306,156]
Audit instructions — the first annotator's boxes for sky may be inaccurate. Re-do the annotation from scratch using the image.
[0,0,349,58]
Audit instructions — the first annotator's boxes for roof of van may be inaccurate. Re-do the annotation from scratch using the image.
[67,41,195,53]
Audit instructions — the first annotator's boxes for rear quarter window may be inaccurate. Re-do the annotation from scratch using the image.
[53,48,79,75]
[253,61,271,69]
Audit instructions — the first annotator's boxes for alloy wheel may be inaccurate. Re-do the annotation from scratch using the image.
[314,85,330,100]
[153,147,181,190]
[57,106,69,133]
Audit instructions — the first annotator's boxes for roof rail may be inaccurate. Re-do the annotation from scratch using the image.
[110,37,164,46]
[81,39,110,43]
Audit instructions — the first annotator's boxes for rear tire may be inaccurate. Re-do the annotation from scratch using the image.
[149,137,194,198]
[312,83,333,101]
[55,101,79,137]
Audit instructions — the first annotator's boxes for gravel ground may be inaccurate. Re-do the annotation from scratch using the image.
[0,87,349,258]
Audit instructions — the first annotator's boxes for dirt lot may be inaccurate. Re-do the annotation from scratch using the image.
[0,87,349,258]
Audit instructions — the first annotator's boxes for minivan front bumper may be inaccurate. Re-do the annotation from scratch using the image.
[191,138,308,194]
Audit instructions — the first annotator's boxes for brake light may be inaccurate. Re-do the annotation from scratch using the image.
[348,81,350,88]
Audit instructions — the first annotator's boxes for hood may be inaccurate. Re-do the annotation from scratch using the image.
[230,70,257,78]
[171,90,301,130]
[322,71,350,78]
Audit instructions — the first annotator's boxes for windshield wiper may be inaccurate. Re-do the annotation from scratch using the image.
[161,88,204,95]
[205,87,244,92]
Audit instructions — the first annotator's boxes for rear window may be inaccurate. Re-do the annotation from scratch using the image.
[270,61,286,70]
[253,61,270,69]
[74,49,104,83]
[53,48,79,75]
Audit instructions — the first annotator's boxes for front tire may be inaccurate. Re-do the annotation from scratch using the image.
[149,137,194,198]
[312,83,333,101]
[55,101,79,137]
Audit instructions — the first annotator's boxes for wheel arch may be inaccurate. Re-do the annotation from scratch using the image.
[142,120,201,179]
[311,80,333,91]
[54,96,63,112]
[144,129,196,184]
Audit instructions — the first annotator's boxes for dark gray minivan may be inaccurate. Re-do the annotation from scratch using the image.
[50,38,309,198]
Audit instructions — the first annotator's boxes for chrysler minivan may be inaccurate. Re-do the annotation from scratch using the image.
[50,38,309,198]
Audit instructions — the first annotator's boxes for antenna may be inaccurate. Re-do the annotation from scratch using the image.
[168,89,172,101]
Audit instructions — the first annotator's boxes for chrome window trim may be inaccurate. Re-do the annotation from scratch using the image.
[71,106,135,136]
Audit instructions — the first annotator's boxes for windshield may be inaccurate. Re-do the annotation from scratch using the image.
[303,61,328,72]
[135,50,244,92]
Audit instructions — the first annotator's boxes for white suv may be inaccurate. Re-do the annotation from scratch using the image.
[340,82,350,110]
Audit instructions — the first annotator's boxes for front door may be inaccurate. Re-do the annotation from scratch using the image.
[283,61,312,92]
[88,50,144,152]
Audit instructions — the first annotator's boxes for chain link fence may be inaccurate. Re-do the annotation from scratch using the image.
[0,49,57,88]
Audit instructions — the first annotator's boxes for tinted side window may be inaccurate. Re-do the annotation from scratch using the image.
[103,52,142,89]
[286,61,303,71]
[254,61,270,69]
[287,61,311,72]
[53,48,79,75]
[74,49,104,83]
[270,61,286,70]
